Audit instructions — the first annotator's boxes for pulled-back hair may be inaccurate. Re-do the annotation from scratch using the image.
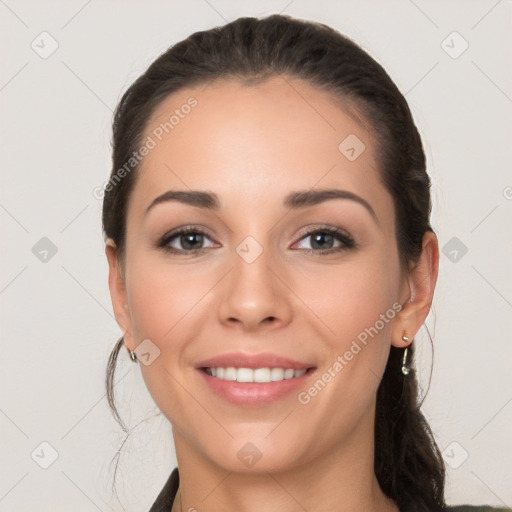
[103,14,445,511]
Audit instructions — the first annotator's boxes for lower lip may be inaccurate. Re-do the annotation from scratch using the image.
[197,368,315,406]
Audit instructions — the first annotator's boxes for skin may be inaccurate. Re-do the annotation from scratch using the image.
[106,75,439,512]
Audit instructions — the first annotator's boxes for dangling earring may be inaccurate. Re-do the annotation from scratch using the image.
[401,333,410,376]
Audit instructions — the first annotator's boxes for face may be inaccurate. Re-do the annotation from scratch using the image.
[107,75,427,474]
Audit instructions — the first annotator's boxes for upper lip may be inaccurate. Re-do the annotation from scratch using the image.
[196,352,315,370]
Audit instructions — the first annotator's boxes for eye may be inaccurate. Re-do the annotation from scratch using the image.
[157,227,217,254]
[156,225,356,256]
[294,226,356,254]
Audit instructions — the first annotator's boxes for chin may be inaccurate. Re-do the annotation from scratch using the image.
[203,435,311,475]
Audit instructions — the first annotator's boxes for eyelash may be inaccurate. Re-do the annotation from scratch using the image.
[157,225,356,256]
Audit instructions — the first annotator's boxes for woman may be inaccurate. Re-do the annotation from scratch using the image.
[103,14,510,512]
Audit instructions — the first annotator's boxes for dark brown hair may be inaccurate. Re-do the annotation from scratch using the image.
[103,14,445,511]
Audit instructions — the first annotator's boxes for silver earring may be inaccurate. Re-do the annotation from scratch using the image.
[401,346,410,375]
[401,333,411,375]
[119,336,138,363]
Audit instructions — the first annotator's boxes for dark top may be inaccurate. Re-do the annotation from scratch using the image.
[148,467,511,512]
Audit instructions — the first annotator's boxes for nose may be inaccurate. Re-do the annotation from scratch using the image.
[217,245,293,332]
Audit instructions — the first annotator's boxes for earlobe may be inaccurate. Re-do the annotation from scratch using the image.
[105,239,135,351]
[391,231,439,348]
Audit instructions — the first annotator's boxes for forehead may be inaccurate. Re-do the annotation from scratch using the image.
[127,76,391,224]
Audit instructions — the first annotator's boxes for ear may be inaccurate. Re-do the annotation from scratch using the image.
[391,231,439,348]
[105,239,135,352]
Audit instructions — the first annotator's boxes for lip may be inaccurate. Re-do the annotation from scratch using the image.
[195,352,314,370]
[195,352,316,407]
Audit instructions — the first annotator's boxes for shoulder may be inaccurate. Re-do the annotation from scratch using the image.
[148,467,179,512]
[446,506,512,512]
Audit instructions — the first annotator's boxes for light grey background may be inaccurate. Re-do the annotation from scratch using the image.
[1,0,511,510]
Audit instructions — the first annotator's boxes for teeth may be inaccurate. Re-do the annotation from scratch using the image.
[284,368,295,379]
[225,367,237,381]
[270,368,284,381]
[205,367,308,383]
[254,368,270,382]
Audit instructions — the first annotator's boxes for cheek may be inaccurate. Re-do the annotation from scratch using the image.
[292,247,401,412]
[126,253,207,343]
[124,254,203,418]
[291,256,400,436]
[295,252,401,349]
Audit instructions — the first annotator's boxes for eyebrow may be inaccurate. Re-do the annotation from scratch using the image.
[145,188,378,224]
